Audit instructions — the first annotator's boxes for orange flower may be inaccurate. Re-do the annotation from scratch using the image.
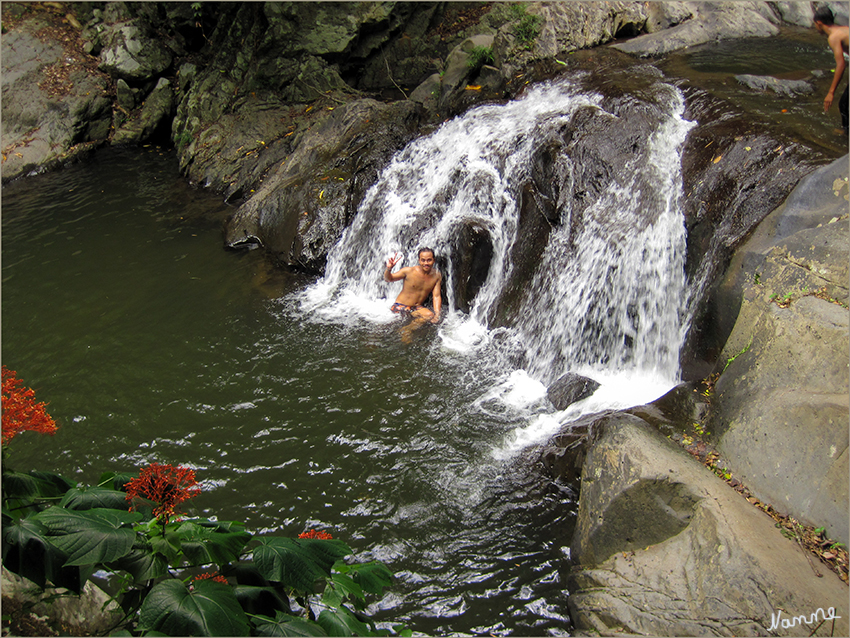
[1,366,58,446]
[192,572,228,585]
[299,528,333,540]
[125,463,201,525]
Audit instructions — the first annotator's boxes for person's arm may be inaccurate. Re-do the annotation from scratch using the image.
[430,276,442,323]
[384,255,407,282]
[824,33,847,112]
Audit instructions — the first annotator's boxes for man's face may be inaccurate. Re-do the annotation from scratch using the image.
[814,20,825,34]
[418,251,435,272]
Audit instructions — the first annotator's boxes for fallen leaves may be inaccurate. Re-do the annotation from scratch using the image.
[673,417,848,584]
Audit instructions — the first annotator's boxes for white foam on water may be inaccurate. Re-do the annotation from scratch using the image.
[437,315,490,355]
[293,73,696,462]
[490,367,677,459]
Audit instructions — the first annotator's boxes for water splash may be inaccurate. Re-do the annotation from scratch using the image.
[307,78,601,319]
[299,73,696,446]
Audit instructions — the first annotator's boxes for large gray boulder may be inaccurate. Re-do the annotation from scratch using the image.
[2,567,123,636]
[706,155,849,544]
[1,13,112,182]
[567,415,849,636]
[532,1,648,55]
[611,2,787,57]
[97,21,172,81]
[223,99,423,272]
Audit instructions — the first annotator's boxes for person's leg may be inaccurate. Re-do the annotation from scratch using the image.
[839,85,848,135]
[410,306,435,322]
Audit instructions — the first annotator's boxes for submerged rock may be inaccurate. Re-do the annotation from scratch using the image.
[735,73,815,96]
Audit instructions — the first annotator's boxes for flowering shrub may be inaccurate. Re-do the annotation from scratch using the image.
[299,528,334,540]
[0,378,405,637]
[2,459,404,636]
[1,366,57,446]
[125,462,202,525]
[0,374,406,636]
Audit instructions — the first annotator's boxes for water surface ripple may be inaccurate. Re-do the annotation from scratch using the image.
[2,148,575,636]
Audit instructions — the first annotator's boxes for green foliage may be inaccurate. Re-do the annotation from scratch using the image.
[509,4,542,50]
[139,579,251,636]
[174,129,193,152]
[721,336,753,373]
[1,465,399,636]
[467,46,495,72]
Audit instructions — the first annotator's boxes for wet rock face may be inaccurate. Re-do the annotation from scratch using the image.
[547,373,600,410]
[677,86,830,378]
[223,99,424,272]
[450,221,494,314]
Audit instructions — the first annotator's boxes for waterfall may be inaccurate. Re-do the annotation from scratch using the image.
[298,72,696,439]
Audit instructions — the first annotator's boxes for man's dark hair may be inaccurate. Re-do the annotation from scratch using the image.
[814,5,835,25]
[418,247,435,258]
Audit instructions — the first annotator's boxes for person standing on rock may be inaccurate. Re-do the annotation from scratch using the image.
[814,6,849,135]
[384,247,442,325]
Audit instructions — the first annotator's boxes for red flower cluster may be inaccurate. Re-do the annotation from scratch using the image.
[299,529,333,540]
[1,366,58,446]
[192,572,228,585]
[125,463,201,524]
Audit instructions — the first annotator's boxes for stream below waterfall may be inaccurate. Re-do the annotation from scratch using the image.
[2,29,843,635]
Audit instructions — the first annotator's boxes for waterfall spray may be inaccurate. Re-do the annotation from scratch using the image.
[299,73,695,427]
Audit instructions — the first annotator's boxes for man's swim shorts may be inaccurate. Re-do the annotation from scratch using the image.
[391,302,426,315]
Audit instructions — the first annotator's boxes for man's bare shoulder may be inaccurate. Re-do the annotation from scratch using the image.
[829,26,849,47]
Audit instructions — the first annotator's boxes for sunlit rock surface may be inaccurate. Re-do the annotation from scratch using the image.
[707,155,849,545]
[566,417,848,637]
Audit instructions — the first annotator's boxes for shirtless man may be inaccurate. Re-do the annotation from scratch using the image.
[384,247,442,324]
[814,6,849,134]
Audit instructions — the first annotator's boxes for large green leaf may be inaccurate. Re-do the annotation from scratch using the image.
[345,561,393,597]
[33,506,140,566]
[2,469,75,503]
[322,573,363,610]
[139,578,250,637]
[60,486,129,511]
[150,530,184,566]
[316,606,372,637]
[1,513,84,592]
[106,546,169,584]
[175,519,251,566]
[254,538,351,594]
[253,611,328,637]
[98,470,137,492]
[232,584,290,617]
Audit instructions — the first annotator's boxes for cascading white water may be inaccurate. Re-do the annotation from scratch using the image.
[518,85,696,384]
[300,78,601,321]
[298,73,696,450]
